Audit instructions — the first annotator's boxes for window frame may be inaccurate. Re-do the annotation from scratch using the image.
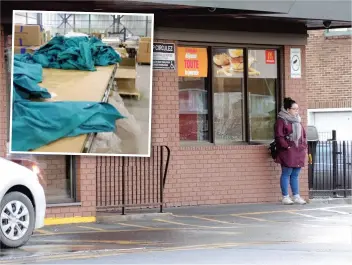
[178,41,284,146]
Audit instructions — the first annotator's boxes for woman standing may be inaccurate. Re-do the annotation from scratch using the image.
[275,97,307,205]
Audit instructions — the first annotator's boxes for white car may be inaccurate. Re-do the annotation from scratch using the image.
[0,157,46,248]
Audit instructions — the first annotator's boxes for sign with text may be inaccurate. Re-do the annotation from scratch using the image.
[290,48,301,79]
[177,47,208,77]
[153,42,175,70]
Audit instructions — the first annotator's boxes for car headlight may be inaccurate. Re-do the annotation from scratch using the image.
[32,164,40,175]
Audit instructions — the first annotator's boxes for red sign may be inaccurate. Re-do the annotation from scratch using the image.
[265,50,276,64]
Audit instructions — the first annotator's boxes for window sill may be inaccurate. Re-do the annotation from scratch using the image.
[46,202,81,208]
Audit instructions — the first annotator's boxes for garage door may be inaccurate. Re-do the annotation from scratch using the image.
[314,111,352,141]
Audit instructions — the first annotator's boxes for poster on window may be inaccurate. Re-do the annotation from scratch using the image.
[212,48,244,78]
[177,47,208,77]
[212,48,277,78]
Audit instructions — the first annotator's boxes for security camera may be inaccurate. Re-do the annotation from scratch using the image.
[208,7,216,12]
[323,20,332,29]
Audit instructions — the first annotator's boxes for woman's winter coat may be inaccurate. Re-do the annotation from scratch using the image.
[274,118,308,168]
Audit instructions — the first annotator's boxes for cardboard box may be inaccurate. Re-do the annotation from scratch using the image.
[139,41,150,54]
[119,57,136,67]
[116,79,136,93]
[13,46,40,54]
[140,37,151,42]
[115,66,136,79]
[137,51,151,64]
[15,24,44,46]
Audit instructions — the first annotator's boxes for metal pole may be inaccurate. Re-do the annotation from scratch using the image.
[343,141,347,198]
[122,157,125,215]
[332,130,338,197]
[88,14,91,34]
[145,16,148,36]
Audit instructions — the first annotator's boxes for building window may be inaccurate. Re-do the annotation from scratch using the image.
[178,45,281,145]
[325,27,352,37]
[248,49,278,141]
[212,48,244,143]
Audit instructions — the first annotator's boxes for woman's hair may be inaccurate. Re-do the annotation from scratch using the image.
[283,97,296,110]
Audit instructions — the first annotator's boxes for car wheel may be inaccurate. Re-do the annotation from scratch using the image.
[0,192,35,248]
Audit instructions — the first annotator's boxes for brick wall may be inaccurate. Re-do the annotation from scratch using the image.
[306,30,352,109]
[139,40,308,207]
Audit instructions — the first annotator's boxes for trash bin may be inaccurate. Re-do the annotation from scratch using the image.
[307,126,319,189]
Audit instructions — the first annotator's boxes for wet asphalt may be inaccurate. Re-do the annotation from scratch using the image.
[0,203,352,264]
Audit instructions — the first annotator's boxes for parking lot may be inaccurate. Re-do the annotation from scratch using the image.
[1,203,352,264]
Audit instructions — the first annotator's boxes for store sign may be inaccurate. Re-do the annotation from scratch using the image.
[153,42,176,70]
[290,48,301,79]
[265,50,276,64]
[177,47,208,77]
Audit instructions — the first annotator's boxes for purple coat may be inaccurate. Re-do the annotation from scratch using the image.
[274,118,308,168]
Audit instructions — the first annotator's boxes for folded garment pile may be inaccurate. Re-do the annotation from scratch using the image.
[12,36,124,152]
[15,35,122,70]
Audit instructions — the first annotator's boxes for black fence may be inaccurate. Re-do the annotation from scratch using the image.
[96,145,171,214]
[308,139,352,198]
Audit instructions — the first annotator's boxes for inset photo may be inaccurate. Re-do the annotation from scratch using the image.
[10,10,153,156]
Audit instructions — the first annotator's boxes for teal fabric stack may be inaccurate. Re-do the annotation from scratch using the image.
[12,36,125,152]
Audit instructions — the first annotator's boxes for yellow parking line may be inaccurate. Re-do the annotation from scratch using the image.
[77,225,107,232]
[35,229,54,235]
[153,218,235,229]
[190,215,242,225]
[116,222,155,229]
[231,214,276,222]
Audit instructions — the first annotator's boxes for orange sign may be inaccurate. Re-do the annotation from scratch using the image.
[265,50,276,64]
[177,47,208,77]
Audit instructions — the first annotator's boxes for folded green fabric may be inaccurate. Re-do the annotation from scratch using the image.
[12,100,124,151]
[12,36,125,152]
[15,36,122,71]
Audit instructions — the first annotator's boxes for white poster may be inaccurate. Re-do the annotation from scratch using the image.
[290,48,302,79]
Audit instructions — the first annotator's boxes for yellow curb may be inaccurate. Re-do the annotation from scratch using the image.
[44,216,96,226]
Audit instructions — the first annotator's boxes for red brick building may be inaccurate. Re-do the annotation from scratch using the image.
[1,1,351,222]
[306,28,352,140]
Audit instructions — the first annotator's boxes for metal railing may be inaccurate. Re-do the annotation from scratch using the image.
[96,145,171,214]
[309,138,352,198]
[318,131,333,141]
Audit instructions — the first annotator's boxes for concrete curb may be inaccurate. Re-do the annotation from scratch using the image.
[308,197,352,205]
[96,212,174,224]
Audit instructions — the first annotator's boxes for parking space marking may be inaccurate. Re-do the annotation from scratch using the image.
[153,218,237,229]
[196,205,352,217]
[115,222,155,229]
[318,208,351,215]
[288,212,327,220]
[77,225,107,232]
[231,214,277,223]
[35,229,54,235]
[189,216,242,225]
[35,239,169,246]
[0,240,299,264]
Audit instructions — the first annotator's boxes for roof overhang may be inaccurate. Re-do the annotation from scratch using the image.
[1,0,351,30]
